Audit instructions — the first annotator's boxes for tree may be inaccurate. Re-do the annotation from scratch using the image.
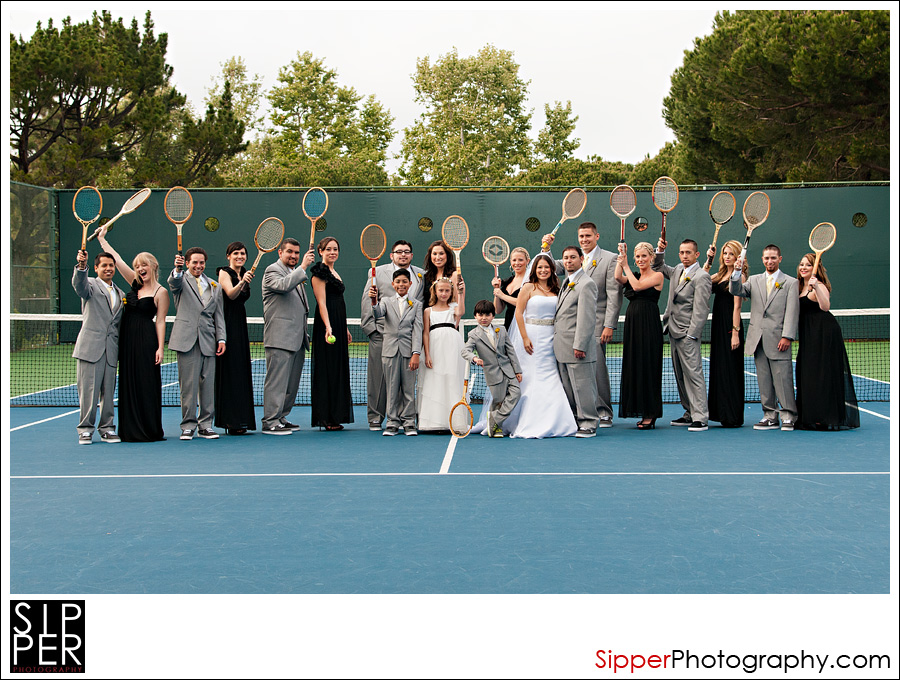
[535,101,580,164]
[206,56,265,137]
[630,142,689,186]
[225,51,395,187]
[512,157,632,187]
[663,10,889,183]
[399,45,533,185]
[9,11,183,188]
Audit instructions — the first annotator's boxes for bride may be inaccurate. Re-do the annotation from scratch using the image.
[474,253,577,438]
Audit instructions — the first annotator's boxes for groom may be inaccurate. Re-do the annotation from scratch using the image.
[554,246,600,438]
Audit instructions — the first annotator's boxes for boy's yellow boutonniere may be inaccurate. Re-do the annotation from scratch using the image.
[494,327,500,335]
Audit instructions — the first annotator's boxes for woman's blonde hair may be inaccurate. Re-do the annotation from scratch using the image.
[132,252,159,285]
[711,239,749,283]
[633,241,655,260]
[428,276,456,306]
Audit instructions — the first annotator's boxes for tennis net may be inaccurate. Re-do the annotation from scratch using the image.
[9,309,890,407]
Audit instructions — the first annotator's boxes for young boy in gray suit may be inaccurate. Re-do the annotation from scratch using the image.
[461,300,523,438]
[369,269,423,436]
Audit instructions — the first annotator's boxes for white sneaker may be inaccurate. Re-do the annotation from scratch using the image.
[78,432,92,445]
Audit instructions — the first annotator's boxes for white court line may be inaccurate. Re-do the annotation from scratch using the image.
[11,409,79,431]
[440,437,457,474]
[10,471,889,480]
[855,405,889,420]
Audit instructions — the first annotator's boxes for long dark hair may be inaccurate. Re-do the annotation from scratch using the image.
[529,253,560,295]
[423,240,456,281]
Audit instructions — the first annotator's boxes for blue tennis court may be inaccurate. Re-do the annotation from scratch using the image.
[9,396,889,594]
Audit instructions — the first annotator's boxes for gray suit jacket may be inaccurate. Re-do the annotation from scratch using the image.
[72,267,124,365]
[167,270,226,355]
[653,255,711,339]
[730,271,799,360]
[360,263,425,337]
[461,324,521,386]
[554,273,599,363]
[262,259,310,353]
[550,248,623,333]
[373,296,423,358]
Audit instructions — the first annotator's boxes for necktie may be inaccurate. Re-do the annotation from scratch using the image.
[766,275,773,296]
[107,284,117,310]
[196,276,205,296]
[487,328,496,349]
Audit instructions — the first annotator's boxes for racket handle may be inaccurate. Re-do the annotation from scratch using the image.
[542,218,565,249]
[370,266,377,306]
[705,252,714,269]
[250,251,264,274]
[493,265,499,279]
[660,213,667,243]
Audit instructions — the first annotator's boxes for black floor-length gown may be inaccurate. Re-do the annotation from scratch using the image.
[499,275,522,331]
[214,266,257,432]
[618,276,663,420]
[707,280,745,427]
[310,262,354,426]
[118,283,165,442]
[796,294,860,430]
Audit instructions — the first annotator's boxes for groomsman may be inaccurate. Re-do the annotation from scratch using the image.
[169,247,227,440]
[261,238,315,435]
[554,246,600,438]
[72,249,124,444]
[359,240,425,431]
[731,244,799,431]
[541,225,622,427]
[653,238,711,432]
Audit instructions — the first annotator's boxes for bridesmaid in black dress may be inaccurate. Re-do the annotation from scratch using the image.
[795,254,860,430]
[215,241,257,435]
[492,247,530,330]
[614,242,664,428]
[310,237,354,430]
[96,228,167,442]
[704,239,748,427]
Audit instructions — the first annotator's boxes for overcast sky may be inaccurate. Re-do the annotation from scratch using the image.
[5,2,721,176]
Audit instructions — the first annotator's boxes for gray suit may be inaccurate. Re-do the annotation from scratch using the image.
[360,263,425,427]
[653,255,711,424]
[730,270,799,424]
[168,269,227,431]
[554,272,600,430]
[261,258,311,430]
[373,295,423,429]
[461,324,522,427]
[550,248,623,420]
[72,267,124,435]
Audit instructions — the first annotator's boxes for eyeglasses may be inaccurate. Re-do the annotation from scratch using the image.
[392,249,412,255]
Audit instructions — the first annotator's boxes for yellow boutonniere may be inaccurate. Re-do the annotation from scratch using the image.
[407,299,413,307]
[567,281,576,289]
[494,327,500,334]
[683,276,691,283]
[122,297,127,305]
[774,281,783,290]
[210,281,217,287]
[592,259,597,267]
[417,272,423,279]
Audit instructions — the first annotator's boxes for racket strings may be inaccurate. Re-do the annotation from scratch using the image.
[442,217,469,249]
[653,184,678,211]
[710,193,736,224]
[449,402,474,437]
[122,188,151,212]
[563,190,587,219]
[743,193,770,227]
[809,223,836,250]
[73,189,101,221]
[361,226,386,260]
[256,219,285,251]
[303,190,328,219]
[610,189,636,216]
[165,190,193,222]
[482,237,510,265]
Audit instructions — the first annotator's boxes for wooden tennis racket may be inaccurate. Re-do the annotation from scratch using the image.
[449,363,475,438]
[542,188,587,250]
[249,217,285,274]
[73,186,102,252]
[87,188,150,242]
[651,176,678,243]
[360,223,387,306]
[738,191,771,265]
[809,222,837,278]
[442,215,470,276]
[704,191,736,269]
[610,185,637,245]
[482,235,510,278]
[164,186,193,257]
[303,187,328,252]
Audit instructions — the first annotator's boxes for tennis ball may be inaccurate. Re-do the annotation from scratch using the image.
[326,334,336,344]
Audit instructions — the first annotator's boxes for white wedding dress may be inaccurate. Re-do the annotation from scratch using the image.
[473,295,576,438]
[417,303,465,431]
